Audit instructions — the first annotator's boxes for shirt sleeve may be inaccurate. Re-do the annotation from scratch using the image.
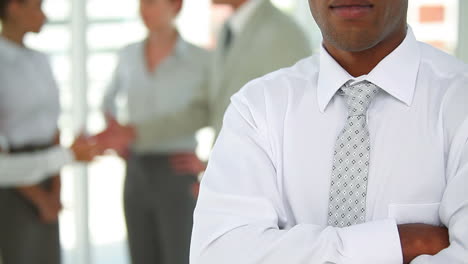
[412,76,468,263]
[0,146,74,187]
[190,89,402,264]
[102,51,125,118]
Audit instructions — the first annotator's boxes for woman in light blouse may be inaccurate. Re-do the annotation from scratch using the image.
[103,0,210,263]
[0,1,135,263]
[0,0,64,263]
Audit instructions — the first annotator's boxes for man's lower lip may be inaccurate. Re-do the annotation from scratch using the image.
[330,6,373,19]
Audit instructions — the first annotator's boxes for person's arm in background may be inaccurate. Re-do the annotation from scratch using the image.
[191,82,449,264]
[0,146,72,186]
[102,59,122,121]
[50,133,64,222]
[16,131,65,224]
[1,136,102,223]
[410,77,468,263]
[0,135,102,187]
[170,59,212,199]
[168,52,212,177]
[134,94,208,198]
[16,182,60,223]
[100,51,136,158]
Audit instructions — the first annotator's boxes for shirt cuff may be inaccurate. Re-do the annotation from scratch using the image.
[61,147,75,163]
[48,146,74,167]
[338,218,403,264]
[411,254,432,264]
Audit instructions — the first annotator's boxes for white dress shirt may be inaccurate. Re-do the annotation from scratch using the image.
[0,36,60,148]
[104,36,210,154]
[191,28,468,263]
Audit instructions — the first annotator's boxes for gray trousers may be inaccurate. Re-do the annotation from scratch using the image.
[0,180,60,264]
[124,153,196,264]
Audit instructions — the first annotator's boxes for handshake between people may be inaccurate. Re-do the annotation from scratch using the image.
[15,116,136,225]
[71,116,136,162]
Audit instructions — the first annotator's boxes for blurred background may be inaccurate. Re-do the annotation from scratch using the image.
[15,0,468,263]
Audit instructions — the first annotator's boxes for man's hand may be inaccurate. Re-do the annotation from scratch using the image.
[170,152,206,176]
[70,135,104,162]
[398,223,450,264]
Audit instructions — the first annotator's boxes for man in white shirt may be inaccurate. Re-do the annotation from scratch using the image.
[191,0,468,263]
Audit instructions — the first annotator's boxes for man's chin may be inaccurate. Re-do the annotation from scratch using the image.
[337,43,376,53]
[328,34,379,53]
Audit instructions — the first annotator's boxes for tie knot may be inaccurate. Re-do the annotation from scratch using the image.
[341,81,380,116]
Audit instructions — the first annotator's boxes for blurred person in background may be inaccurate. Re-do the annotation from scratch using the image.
[0,0,67,263]
[209,0,311,134]
[0,1,134,263]
[170,0,312,177]
[102,0,210,263]
[0,0,64,263]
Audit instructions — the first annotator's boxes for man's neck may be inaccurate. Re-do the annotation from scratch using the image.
[324,26,407,77]
[1,24,26,46]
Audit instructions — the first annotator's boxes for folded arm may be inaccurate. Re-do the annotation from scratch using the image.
[411,120,468,263]
[191,93,404,264]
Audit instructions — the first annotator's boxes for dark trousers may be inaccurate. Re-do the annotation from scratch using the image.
[124,153,196,264]
[0,179,60,264]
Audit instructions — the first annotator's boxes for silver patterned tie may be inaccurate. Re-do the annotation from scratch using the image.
[327,81,380,227]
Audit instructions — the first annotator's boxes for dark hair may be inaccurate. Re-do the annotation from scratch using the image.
[0,0,23,21]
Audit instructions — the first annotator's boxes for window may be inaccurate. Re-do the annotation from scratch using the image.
[408,0,459,54]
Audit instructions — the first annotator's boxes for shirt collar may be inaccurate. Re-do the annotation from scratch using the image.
[173,34,188,57]
[228,0,263,35]
[317,26,421,112]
